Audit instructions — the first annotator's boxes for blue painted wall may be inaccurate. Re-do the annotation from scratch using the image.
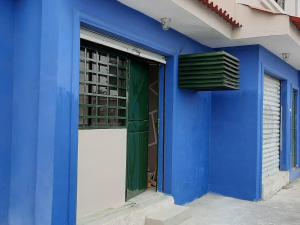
[4,0,300,224]
[209,45,300,201]
[9,1,41,224]
[75,0,212,206]
[209,45,262,201]
[4,0,212,224]
[259,46,299,178]
[0,1,13,224]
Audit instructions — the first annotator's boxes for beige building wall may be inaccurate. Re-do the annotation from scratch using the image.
[236,0,299,16]
[211,0,237,16]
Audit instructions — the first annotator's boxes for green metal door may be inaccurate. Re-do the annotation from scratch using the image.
[126,59,149,200]
[292,89,298,168]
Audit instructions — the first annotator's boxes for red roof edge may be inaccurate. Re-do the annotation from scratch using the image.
[199,0,242,28]
[290,16,300,31]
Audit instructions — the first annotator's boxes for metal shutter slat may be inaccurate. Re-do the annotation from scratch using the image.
[263,75,281,187]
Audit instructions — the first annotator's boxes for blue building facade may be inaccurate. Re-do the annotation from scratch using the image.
[0,1,299,225]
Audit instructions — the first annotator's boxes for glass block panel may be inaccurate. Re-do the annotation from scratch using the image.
[90,118,98,126]
[108,98,117,106]
[119,68,126,77]
[80,61,85,72]
[99,65,108,74]
[88,107,97,116]
[98,97,107,106]
[109,66,117,75]
[118,89,126,97]
[88,72,97,82]
[88,96,97,105]
[87,49,97,60]
[118,78,126,88]
[80,106,88,117]
[80,48,85,58]
[80,71,85,82]
[80,41,128,129]
[118,99,126,107]
[108,118,119,126]
[109,87,118,96]
[109,55,117,64]
[80,95,87,104]
[88,84,97,94]
[118,119,126,126]
[108,108,118,117]
[109,77,117,86]
[88,61,97,71]
[99,52,108,63]
[99,75,108,85]
[80,117,88,127]
[98,118,107,126]
[98,86,108,95]
[118,109,126,117]
[80,84,85,93]
[119,58,127,67]
[98,108,107,117]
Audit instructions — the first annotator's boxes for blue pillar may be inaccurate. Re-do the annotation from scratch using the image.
[9,0,75,224]
[35,1,75,225]
[0,1,13,224]
[9,1,42,224]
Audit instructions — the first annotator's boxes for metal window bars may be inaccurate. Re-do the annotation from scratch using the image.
[79,41,128,129]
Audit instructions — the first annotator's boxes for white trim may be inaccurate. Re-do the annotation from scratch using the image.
[261,0,285,13]
[80,28,166,64]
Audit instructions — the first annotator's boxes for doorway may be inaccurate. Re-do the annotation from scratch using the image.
[126,58,160,200]
[292,89,298,168]
[77,28,164,221]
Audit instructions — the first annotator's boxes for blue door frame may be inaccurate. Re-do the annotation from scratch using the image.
[69,13,175,224]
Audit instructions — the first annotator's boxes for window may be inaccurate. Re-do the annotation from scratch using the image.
[79,40,128,129]
[274,0,285,10]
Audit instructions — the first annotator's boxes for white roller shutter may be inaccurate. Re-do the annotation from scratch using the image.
[262,75,288,199]
[263,75,281,178]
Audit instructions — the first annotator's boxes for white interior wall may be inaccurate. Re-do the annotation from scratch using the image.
[77,129,127,219]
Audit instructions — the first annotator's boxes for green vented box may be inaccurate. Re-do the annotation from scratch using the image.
[179,51,240,91]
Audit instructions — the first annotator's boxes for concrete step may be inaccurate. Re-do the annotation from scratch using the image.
[78,191,175,225]
[145,205,190,225]
[179,218,197,225]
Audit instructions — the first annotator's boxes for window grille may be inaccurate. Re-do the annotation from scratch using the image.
[79,40,128,129]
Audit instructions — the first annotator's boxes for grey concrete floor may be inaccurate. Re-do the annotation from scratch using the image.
[184,180,300,225]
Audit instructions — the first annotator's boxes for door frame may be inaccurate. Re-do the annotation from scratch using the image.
[68,9,179,223]
[125,58,166,200]
[72,24,168,222]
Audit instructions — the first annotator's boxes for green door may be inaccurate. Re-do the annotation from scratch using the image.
[126,59,149,200]
[292,89,298,168]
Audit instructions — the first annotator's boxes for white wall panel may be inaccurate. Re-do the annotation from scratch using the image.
[77,129,127,219]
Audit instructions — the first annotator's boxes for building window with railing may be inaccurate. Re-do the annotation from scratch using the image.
[274,0,285,10]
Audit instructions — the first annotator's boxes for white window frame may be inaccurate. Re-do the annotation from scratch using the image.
[80,28,166,64]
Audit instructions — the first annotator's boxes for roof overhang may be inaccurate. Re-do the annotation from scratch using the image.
[119,0,300,70]
[198,0,242,28]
